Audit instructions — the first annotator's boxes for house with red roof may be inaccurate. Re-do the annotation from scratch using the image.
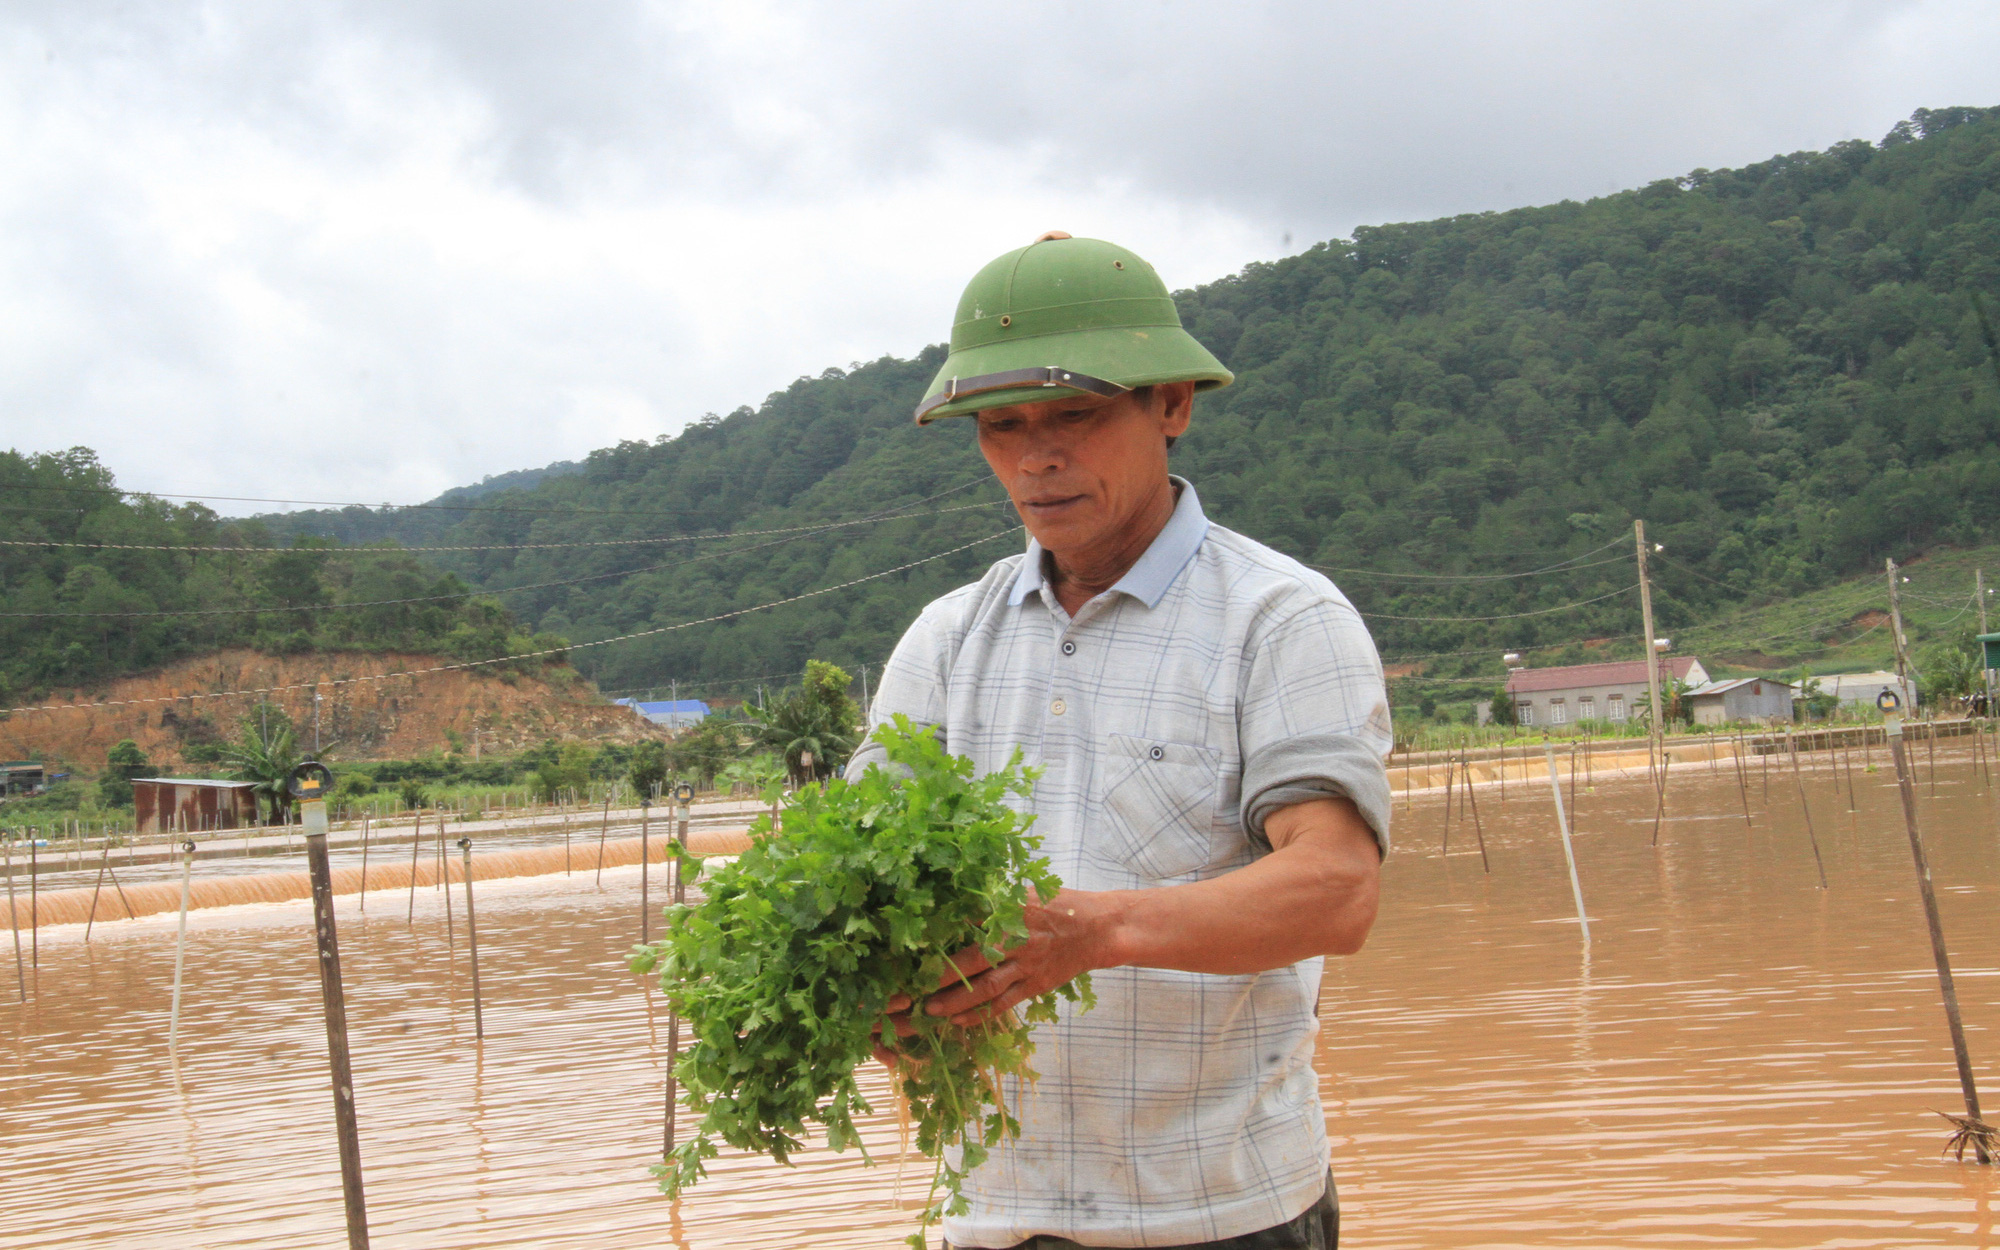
[1504,657,1709,728]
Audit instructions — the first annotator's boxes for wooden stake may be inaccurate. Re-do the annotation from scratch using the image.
[1542,745,1590,944]
[305,828,372,1247]
[1732,730,1753,828]
[640,801,652,945]
[4,839,23,1002]
[458,839,483,1041]
[85,840,111,942]
[1788,730,1829,890]
[170,839,195,1052]
[440,814,454,957]
[1461,751,1490,873]
[596,797,611,887]
[358,815,370,914]
[1885,710,1993,1163]
[666,802,691,1154]
[1927,712,1937,797]
[1440,755,1454,857]
[28,835,36,970]
[406,811,422,924]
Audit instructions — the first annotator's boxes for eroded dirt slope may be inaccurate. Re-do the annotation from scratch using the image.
[2,649,659,769]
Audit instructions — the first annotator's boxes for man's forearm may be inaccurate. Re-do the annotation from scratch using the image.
[1081,807,1381,975]
[917,796,1382,1028]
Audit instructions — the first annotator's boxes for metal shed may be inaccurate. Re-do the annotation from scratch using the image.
[134,778,262,834]
[1686,677,1796,725]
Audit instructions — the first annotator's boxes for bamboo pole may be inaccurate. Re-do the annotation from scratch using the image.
[304,827,372,1247]
[1440,756,1455,857]
[1732,730,1753,828]
[358,815,371,913]
[5,839,23,1002]
[440,814,454,957]
[85,841,111,941]
[1461,751,1490,873]
[169,839,195,1051]
[666,799,691,1154]
[28,834,36,970]
[406,811,422,924]
[459,839,483,1041]
[1789,729,1829,890]
[1885,706,1994,1163]
[597,797,611,887]
[640,800,652,945]
[1542,745,1590,944]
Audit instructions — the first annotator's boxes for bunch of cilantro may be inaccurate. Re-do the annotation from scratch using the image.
[629,715,1094,1244]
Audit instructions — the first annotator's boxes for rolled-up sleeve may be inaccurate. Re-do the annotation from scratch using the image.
[846,599,954,777]
[1236,597,1395,853]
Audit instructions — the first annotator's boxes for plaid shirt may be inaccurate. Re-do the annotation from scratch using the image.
[850,478,1392,1249]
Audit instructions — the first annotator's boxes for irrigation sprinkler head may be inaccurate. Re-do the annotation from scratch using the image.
[180,840,196,854]
[456,837,471,851]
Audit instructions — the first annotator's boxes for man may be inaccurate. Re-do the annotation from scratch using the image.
[851,233,1392,1250]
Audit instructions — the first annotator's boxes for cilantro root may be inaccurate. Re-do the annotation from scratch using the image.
[629,715,1095,1240]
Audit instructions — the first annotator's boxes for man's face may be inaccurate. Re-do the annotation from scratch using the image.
[973,382,1194,561]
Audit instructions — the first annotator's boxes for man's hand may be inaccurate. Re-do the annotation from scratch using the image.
[878,891,1109,1037]
[872,795,1379,1066]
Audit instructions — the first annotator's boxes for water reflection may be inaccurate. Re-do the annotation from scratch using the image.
[1,744,1995,1247]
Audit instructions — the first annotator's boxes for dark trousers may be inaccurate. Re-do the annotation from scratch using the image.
[943,1173,1338,1250]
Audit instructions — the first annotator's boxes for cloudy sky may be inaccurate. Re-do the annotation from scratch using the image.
[2,1,1995,512]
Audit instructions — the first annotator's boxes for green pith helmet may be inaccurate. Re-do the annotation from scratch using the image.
[914,233,1233,423]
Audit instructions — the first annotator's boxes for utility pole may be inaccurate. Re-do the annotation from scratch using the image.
[1888,558,1913,696]
[1980,568,1994,708]
[1635,521,1664,756]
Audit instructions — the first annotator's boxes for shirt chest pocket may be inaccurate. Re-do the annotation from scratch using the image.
[1097,733,1224,882]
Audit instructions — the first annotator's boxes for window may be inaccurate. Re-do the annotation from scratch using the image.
[1608,694,1627,721]
[1550,699,1567,725]
[1518,702,1535,725]
[1579,696,1596,720]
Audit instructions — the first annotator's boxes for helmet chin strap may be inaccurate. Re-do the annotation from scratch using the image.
[915,366,1128,424]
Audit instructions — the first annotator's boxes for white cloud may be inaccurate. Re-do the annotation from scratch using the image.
[0,1,1992,511]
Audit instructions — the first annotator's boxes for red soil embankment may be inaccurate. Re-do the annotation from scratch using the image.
[10,828,751,930]
[4,648,660,769]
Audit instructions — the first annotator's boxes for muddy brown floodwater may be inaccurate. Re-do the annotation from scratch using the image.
[4,742,1997,1248]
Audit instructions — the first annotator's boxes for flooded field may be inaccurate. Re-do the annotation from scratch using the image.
[3,742,1997,1248]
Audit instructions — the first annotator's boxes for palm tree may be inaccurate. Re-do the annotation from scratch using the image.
[746,661,861,786]
[221,704,304,825]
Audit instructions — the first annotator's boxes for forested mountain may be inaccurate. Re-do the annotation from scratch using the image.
[12,106,2000,706]
[0,447,567,703]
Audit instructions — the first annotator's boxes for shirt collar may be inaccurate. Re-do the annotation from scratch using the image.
[1007,476,1210,610]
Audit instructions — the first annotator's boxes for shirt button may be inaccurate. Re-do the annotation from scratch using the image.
[1061,641,1076,656]
[1051,698,1067,716]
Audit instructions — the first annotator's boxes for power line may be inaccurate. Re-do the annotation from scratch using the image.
[2,526,1024,717]
[4,473,993,521]
[0,498,1008,555]
[1356,584,1636,623]
[0,504,1015,619]
[1311,536,1629,582]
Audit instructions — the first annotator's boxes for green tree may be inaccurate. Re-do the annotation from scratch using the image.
[1918,639,1980,704]
[748,660,862,785]
[1487,691,1518,726]
[532,742,596,802]
[719,752,786,797]
[629,739,668,800]
[664,715,747,788]
[221,703,303,825]
[98,738,151,807]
